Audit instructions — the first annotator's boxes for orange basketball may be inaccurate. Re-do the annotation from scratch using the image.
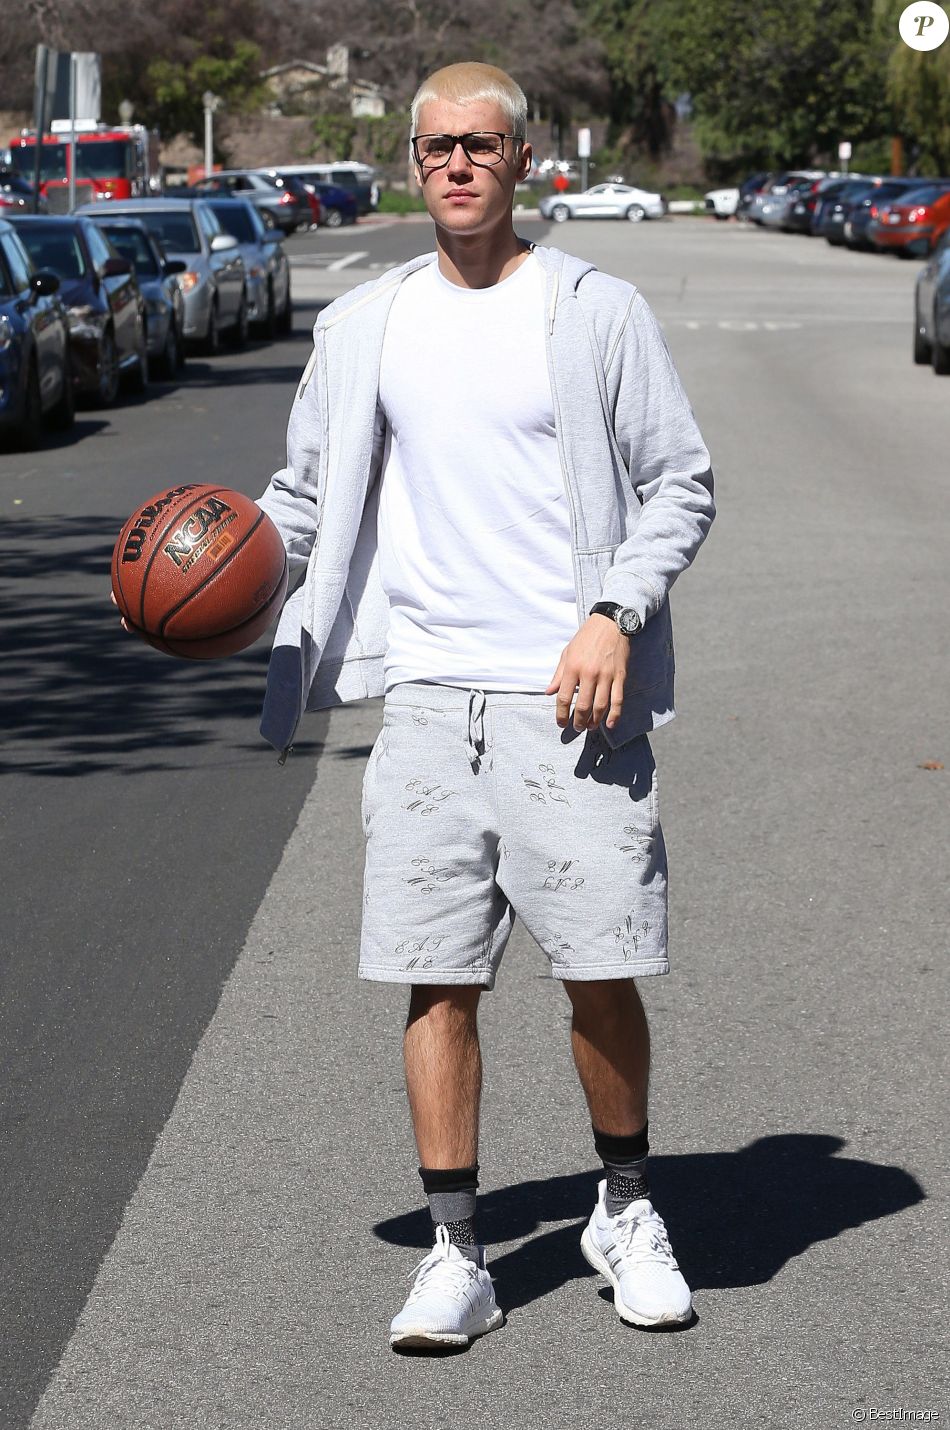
[111,483,288,659]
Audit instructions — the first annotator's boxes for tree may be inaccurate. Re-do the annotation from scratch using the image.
[653,0,890,179]
[145,42,268,149]
[875,0,950,172]
[579,0,673,158]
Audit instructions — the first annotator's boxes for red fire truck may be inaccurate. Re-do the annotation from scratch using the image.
[9,121,161,211]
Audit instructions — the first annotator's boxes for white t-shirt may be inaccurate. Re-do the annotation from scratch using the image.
[376,253,577,692]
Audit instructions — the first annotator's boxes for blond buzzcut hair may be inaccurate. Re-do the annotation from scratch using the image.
[410,62,528,141]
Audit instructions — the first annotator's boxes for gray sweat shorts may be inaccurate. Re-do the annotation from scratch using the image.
[358,681,669,990]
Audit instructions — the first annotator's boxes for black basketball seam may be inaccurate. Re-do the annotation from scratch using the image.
[157,508,271,638]
[136,485,230,631]
[160,568,287,656]
[111,538,132,624]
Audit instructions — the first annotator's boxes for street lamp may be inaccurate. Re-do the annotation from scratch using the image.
[118,98,134,126]
[202,90,220,179]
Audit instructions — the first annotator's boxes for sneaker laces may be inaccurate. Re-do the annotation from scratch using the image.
[404,1225,482,1305]
[611,1203,679,1268]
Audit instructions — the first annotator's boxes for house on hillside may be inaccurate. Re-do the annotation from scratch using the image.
[261,47,386,118]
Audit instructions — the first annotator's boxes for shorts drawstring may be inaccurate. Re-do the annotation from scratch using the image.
[467,688,488,773]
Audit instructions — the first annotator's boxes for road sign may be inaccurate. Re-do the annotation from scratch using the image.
[577,128,591,158]
[838,141,852,159]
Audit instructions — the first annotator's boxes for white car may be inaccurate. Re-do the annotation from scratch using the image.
[704,187,740,219]
[539,183,666,223]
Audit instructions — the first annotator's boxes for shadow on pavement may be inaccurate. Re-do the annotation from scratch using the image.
[0,514,292,776]
[373,1135,924,1312]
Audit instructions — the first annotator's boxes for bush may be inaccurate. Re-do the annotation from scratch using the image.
[376,190,428,214]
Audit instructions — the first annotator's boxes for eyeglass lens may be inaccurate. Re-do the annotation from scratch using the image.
[416,134,506,167]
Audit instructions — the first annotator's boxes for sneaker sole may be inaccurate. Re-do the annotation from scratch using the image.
[580,1226,692,1328]
[389,1307,504,1350]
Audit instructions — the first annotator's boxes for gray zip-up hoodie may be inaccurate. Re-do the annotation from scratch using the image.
[256,244,714,759]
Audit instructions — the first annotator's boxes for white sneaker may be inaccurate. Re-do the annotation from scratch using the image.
[580,1179,693,1327]
[389,1225,504,1349]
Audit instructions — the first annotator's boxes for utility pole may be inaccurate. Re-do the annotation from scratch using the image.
[202,91,219,179]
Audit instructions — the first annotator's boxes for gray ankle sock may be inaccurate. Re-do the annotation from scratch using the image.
[419,1165,480,1263]
[592,1123,651,1217]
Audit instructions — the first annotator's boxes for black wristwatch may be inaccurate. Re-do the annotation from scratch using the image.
[589,601,642,636]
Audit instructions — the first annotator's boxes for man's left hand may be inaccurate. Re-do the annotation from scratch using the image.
[545,614,630,732]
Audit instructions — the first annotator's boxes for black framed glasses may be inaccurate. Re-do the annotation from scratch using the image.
[411,132,522,170]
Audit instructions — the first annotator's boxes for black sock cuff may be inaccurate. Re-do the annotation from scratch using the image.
[418,1164,479,1194]
[592,1122,649,1163]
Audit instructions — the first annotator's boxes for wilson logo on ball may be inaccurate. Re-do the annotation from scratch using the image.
[120,484,202,564]
[162,497,237,571]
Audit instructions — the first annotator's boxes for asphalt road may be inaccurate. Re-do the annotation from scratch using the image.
[2,215,947,1429]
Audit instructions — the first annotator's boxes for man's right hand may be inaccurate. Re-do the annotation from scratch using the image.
[110,589,130,633]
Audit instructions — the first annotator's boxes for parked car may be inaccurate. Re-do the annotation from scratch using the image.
[253,171,321,229]
[8,212,147,406]
[745,172,824,225]
[0,216,73,447]
[262,169,357,227]
[0,167,47,214]
[199,196,292,337]
[784,176,863,235]
[869,184,950,258]
[76,198,247,354]
[914,225,950,372]
[276,162,378,215]
[736,172,774,221]
[759,176,818,229]
[844,179,929,249]
[539,182,666,222]
[816,179,878,245]
[309,180,358,227]
[704,186,739,219]
[188,171,310,234]
[82,215,186,376]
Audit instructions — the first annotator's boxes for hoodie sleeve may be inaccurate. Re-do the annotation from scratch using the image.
[598,290,715,624]
[255,342,324,584]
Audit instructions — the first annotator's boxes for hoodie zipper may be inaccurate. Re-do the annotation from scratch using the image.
[278,326,332,765]
[543,267,585,629]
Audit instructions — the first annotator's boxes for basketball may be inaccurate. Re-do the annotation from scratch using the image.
[111,483,288,659]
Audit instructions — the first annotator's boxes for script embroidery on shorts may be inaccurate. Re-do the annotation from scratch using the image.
[522,762,571,807]
[406,856,457,894]
[410,707,429,726]
[542,858,585,892]
[617,826,652,862]
[541,932,577,965]
[396,933,447,970]
[402,778,458,815]
[613,915,652,961]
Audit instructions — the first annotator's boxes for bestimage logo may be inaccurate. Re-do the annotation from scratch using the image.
[162,497,238,572]
[121,484,202,563]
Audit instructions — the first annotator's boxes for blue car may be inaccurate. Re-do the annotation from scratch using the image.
[0,216,73,449]
[310,180,359,227]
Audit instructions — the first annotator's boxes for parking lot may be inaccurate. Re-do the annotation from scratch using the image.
[3,215,948,1428]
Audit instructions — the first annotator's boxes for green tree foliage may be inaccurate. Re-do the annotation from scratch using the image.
[579,0,673,157]
[145,42,268,150]
[654,0,890,178]
[875,0,950,171]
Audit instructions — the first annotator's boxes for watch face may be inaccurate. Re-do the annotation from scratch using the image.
[618,609,641,635]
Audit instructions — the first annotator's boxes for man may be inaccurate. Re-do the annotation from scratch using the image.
[256,61,715,1349]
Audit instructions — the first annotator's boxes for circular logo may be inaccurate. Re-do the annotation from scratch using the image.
[899,1,949,49]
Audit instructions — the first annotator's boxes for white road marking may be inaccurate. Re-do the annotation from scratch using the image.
[325,251,369,272]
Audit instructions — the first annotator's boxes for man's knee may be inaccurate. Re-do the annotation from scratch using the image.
[407,983,482,1027]
[563,978,643,1020]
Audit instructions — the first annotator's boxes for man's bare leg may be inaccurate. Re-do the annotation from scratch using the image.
[564,979,650,1135]
[404,984,483,1167]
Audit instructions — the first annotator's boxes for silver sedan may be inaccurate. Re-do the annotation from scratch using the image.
[76,198,247,355]
[539,183,666,223]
